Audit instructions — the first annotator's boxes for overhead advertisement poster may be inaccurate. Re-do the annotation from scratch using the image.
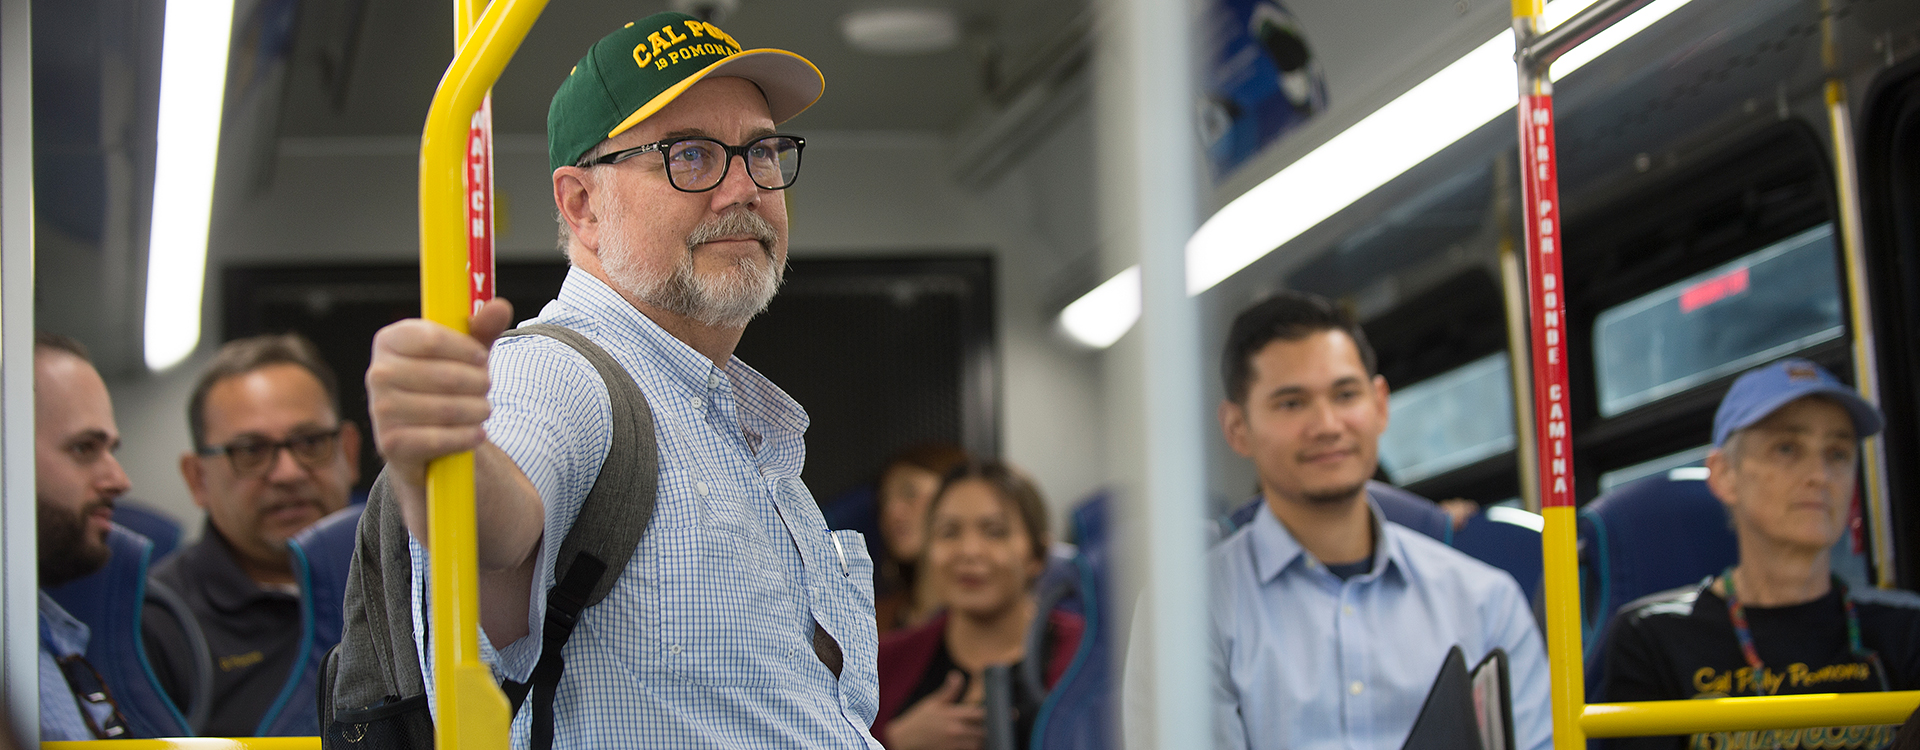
[1203,0,1328,181]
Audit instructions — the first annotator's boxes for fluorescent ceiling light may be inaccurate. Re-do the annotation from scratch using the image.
[144,0,238,371]
[1059,0,1692,348]
[1184,0,1693,295]
[1058,266,1142,349]
[840,7,962,55]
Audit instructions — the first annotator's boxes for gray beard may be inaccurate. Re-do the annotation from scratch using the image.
[602,209,785,329]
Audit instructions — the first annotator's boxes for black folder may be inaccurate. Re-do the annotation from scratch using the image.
[1400,646,1514,750]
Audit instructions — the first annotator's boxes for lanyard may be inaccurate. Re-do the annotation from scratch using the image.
[1721,566,1888,694]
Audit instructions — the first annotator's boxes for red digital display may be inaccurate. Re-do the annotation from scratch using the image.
[1679,267,1749,313]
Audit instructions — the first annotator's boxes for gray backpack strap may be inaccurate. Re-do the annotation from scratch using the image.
[500,323,658,607]
[496,323,657,750]
[322,323,657,750]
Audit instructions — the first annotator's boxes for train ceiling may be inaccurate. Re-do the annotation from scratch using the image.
[282,0,1090,138]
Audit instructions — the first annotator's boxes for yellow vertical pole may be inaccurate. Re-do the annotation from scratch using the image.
[421,1,545,748]
[1512,1,1586,747]
[1826,78,1896,588]
[1819,0,1893,587]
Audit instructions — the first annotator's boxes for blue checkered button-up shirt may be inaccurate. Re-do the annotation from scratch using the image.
[410,268,882,749]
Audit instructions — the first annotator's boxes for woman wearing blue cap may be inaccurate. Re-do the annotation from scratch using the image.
[1594,358,1920,750]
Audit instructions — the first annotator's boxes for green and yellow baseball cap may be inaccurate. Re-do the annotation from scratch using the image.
[547,11,825,172]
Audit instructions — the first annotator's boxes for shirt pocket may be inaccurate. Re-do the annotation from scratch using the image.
[651,522,798,688]
[814,529,881,721]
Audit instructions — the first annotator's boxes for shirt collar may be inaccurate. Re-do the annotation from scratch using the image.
[1247,495,1405,585]
[555,267,724,400]
[553,268,811,476]
[38,590,89,659]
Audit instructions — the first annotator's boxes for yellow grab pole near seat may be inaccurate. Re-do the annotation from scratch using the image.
[1583,693,1920,738]
[1509,2,1586,748]
[420,0,546,749]
[43,741,321,750]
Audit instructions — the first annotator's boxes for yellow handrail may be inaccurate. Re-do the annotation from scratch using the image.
[1582,693,1920,738]
[419,0,547,749]
[43,741,320,750]
[1513,1,1920,744]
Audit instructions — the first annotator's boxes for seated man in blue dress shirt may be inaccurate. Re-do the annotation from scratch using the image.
[362,13,881,749]
[1204,292,1552,750]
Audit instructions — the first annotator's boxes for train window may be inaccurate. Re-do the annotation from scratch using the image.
[1378,352,1515,485]
[1596,445,1709,493]
[1592,223,1845,417]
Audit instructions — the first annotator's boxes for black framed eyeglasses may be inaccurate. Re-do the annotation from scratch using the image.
[576,134,805,192]
[197,425,345,476]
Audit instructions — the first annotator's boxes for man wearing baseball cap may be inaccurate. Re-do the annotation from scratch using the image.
[365,12,883,747]
[1595,358,1920,750]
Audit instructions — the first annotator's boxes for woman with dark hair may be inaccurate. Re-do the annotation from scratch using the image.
[873,444,971,635]
[873,460,1084,750]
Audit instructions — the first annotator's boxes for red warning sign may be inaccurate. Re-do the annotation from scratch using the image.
[466,94,495,316]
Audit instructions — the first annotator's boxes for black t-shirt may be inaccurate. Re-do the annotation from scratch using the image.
[1594,577,1920,750]
[142,526,303,737]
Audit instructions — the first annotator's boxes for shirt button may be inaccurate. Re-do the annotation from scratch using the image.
[1343,605,1355,615]
[688,396,701,408]
[669,644,683,655]
[708,372,720,388]
[1350,681,1364,695]
[695,481,710,497]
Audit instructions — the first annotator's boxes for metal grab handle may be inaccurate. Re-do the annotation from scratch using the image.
[43,740,321,749]
[1582,692,1920,738]
[419,1,548,749]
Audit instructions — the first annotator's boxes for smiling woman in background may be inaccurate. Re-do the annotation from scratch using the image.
[873,460,1083,750]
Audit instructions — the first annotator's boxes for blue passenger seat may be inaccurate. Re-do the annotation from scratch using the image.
[111,499,183,562]
[1577,468,1737,690]
[1026,492,1115,750]
[1451,506,1545,599]
[273,504,366,736]
[46,524,205,737]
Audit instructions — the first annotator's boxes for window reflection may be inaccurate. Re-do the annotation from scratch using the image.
[1379,352,1516,484]
[1594,224,1845,417]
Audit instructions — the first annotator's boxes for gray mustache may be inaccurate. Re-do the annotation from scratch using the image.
[686,209,778,254]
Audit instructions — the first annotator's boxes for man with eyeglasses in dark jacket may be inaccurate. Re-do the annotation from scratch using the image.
[143,333,362,736]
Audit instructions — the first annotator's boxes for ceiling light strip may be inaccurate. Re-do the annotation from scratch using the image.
[1184,0,1691,296]
[1058,265,1142,348]
[143,0,238,371]
[1058,0,1691,348]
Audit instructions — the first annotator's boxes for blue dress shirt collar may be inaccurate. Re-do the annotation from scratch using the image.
[1247,496,1406,586]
